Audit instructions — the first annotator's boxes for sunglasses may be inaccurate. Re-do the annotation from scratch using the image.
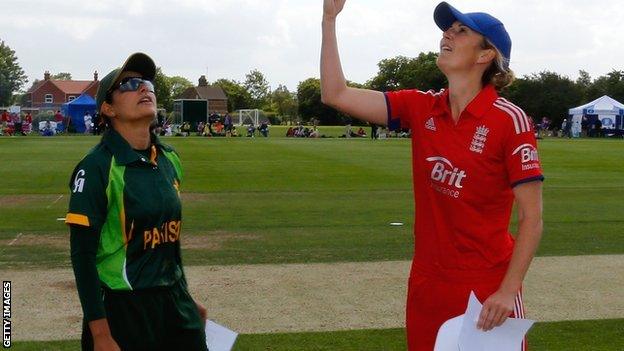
[114,77,155,93]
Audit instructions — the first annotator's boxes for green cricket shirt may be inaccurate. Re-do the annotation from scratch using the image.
[66,129,185,290]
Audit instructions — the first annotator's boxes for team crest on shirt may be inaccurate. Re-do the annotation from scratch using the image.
[469,125,489,154]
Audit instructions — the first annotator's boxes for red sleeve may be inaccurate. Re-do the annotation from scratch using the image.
[384,89,437,130]
[503,115,544,187]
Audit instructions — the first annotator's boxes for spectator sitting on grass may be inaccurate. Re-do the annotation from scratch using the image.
[1,110,9,125]
[231,127,239,137]
[247,124,255,137]
[23,112,33,134]
[258,121,269,137]
[41,121,54,136]
[196,122,205,136]
[356,127,366,137]
[309,127,321,138]
[213,121,224,135]
[13,112,24,136]
[181,121,191,136]
[286,127,294,137]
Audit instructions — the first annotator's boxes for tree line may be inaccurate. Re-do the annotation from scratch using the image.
[2,39,623,127]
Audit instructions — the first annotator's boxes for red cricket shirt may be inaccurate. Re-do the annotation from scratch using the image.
[385,84,543,281]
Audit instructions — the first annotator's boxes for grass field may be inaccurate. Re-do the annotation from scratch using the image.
[7,320,624,350]
[1,133,623,349]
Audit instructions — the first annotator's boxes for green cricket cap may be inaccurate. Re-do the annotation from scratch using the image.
[95,52,156,114]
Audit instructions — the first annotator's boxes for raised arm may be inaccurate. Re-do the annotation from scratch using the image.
[321,0,387,125]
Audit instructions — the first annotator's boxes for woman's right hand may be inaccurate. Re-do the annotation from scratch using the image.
[93,334,121,351]
[323,0,346,20]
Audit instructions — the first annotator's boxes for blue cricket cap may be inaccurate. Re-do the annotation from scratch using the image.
[434,2,511,67]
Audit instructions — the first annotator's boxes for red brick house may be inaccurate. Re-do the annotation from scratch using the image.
[178,75,228,114]
[25,71,100,111]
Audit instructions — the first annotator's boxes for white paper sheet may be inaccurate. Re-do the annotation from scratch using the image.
[434,291,534,351]
[458,291,534,351]
[434,315,463,351]
[205,320,238,351]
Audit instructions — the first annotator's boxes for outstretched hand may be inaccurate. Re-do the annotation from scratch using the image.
[323,0,346,20]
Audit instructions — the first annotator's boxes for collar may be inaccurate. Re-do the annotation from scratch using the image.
[464,84,499,119]
[433,84,499,120]
[102,128,169,165]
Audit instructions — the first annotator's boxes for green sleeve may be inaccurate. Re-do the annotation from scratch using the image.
[70,224,106,322]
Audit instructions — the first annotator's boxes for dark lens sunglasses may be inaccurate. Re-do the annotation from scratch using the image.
[116,77,155,93]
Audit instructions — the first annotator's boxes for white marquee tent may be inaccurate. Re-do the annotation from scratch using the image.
[569,95,624,130]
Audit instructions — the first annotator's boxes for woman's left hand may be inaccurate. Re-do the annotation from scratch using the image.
[477,290,515,331]
[195,301,208,321]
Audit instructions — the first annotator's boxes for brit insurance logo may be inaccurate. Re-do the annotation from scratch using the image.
[426,156,467,199]
[512,143,540,171]
[469,125,489,154]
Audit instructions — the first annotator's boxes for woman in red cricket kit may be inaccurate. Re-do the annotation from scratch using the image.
[321,1,544,350]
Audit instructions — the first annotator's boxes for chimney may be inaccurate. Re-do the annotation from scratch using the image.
[198,75,208,87]
[94,70,98,81]
[44,71,50,80]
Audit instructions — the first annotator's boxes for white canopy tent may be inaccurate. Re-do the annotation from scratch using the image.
[569,95,624,130]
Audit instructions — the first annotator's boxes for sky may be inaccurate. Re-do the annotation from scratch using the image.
[2,0,623,92]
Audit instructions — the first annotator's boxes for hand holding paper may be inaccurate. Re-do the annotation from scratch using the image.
[434,291,534,351]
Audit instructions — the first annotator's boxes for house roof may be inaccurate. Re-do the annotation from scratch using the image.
[52,80,94,94]
[194,86,228,100]
[26,80,47,93]
[27,80,96,95]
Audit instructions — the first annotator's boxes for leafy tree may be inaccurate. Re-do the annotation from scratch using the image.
[367,52,446,91]
[213,78,252,112]
[167,76,193,99]
[575,70,592,101]
[270,84,298,120]
[244,69,270,108]
[297,78,368,125]
[298,78,345,125]
[586,70,624,103]
[503,71,583,128]
[153,67,173,111]
[52,72,72,80]
[0,40,28,105]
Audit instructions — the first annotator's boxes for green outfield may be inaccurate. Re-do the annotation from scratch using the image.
[1,134,623,349]
[1,135,623,268]
[7,320,624,350]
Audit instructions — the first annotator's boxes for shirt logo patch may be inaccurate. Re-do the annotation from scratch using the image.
[512,143,540,170]
[469,125,489,154]
[72,169,86,193]
[426,156,467,199]
[425,117,436,131]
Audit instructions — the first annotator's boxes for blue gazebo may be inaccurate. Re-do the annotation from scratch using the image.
[61,93,96,133]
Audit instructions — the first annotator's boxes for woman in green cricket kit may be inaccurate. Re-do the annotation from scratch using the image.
[66,52,208,351]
